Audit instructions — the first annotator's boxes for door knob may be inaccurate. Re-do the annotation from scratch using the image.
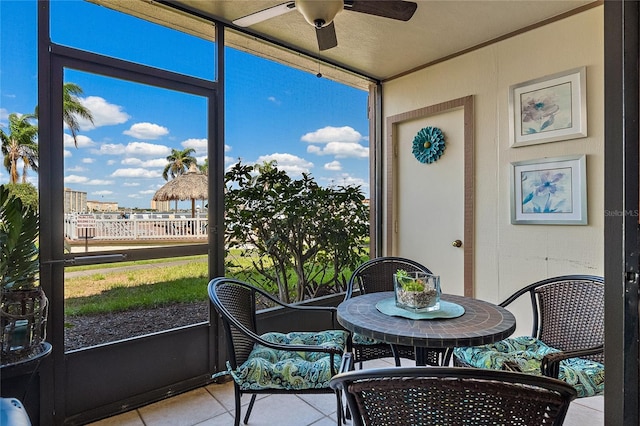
[452,239,462,248]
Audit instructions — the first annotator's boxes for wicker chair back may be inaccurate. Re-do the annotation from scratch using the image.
[532,277,605,363]
[330,366,577,426]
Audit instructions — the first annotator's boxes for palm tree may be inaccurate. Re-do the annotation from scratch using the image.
[199,158,208,176]
[162,148,197,211]
[1,113,38,184]
[162,148,197,181]
[35,82,94,148]
[63,82,94,147]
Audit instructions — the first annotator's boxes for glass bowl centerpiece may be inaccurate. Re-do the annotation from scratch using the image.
[393,270,441,312]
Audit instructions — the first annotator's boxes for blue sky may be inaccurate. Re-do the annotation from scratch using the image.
[0,0,369,209]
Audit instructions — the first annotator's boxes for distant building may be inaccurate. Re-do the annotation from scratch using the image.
[151,199,171,211]
[64,188,87,213]
[87,200,119,212]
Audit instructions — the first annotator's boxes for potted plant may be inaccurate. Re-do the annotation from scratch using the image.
[393,269,441,312]
[0,184,48,365]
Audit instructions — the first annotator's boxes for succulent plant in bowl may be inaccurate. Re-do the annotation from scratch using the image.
[394,269,440,313]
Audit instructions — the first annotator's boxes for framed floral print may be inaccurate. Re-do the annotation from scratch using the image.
[509,67,587,147]
[510,155,587,225]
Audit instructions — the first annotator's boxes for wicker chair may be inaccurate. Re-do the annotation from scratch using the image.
[208,277,349,426]
[453,275,605,397]
[329,363,577,426]
[345,257,447,366]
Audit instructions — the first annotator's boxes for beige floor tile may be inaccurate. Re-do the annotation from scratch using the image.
[297,392,340,416]
[138,387,227,426]
[573,395,604,411]
[204,380,236,412]
[310,415,344,426]
[236,394,326,426]
[193,411,236,426]
[87,409,144,426]
[94,358,604,426]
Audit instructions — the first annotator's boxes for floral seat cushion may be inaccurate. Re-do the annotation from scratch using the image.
[453,336,605,398]
[228,330,348,391]
[352,332,384,346]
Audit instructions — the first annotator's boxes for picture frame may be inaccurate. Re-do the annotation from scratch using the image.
[509,67,587,147]
[510,155,587,225]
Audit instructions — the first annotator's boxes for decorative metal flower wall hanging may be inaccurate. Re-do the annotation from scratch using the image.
[412,126,446,163]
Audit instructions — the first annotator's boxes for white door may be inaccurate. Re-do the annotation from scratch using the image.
[390,99,471,297]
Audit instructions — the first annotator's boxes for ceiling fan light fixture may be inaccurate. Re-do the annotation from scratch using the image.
[295,0,343,29]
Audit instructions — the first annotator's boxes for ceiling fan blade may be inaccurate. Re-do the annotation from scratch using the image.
[233,2,296,27]
[316,22,338,51]
[345,1,417,21]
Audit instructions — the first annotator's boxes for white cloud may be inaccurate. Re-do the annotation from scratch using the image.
[82,158,95,164]
[66,165,87,172]
[93,190,113,196]
[121,157,168,168]
[124,142,171,157]
[324,160,342,171]
[267,96,281,105]
[93,143,126,155]
[301,126,363,144]
[64,150,72,158]
[64,175,89,184]
[128,194,142,198]
[0,108,8,121]
[225,144,231,152]
[123,182,140,187]
[307,142,369,158]
[64,133,95,148]
[323,173,368,189]
[123,122,169,140]
[196,155,207,165]
[77,96,130,130]
[255,153,313,176]
[106,159,116,165]
[111,168,162,178]
[86,179,114,185]
[182,138,207,154]
[139,189,156,195]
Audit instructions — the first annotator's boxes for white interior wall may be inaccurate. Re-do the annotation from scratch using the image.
[382,6,604,335]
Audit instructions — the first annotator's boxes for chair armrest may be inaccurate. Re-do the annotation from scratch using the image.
[340,352,354,374]
[255,290,339,327]
[541,344,604,378]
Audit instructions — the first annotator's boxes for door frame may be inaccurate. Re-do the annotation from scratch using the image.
[37,5,223,422]
[385,96,474,297]
[603,1,640,423]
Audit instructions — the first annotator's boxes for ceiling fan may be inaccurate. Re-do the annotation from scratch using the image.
[233,0,418,51]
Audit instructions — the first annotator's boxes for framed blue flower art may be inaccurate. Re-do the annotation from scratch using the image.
[510,155,587,225]
[412,126,445,163]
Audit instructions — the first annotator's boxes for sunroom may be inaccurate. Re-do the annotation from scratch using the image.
[1,0,637,425]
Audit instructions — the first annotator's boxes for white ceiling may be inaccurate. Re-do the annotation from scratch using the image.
[93,1,599,82]
[166,0,598,81]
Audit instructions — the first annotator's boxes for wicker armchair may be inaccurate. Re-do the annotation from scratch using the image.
[345,257,446,366]
[208,277,349,426]
[329,363,577,426]
[453,275,605,397]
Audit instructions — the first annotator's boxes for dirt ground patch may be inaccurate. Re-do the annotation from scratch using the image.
[64,301,209,351]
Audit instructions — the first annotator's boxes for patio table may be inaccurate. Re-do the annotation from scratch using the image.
[337,292,516,366]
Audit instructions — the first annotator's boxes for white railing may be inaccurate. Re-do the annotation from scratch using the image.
[64,213,208,240]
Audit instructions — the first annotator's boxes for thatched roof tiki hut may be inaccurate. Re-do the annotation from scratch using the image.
[153,164,208,217]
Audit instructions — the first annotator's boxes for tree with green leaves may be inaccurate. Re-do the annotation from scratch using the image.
[1,113,39,184]
[199,158,208,176]
[162,148,197,181]
[224,161,369,303]
[35,82,95,148]
[62,82,94,147]
[2,183,38,212]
